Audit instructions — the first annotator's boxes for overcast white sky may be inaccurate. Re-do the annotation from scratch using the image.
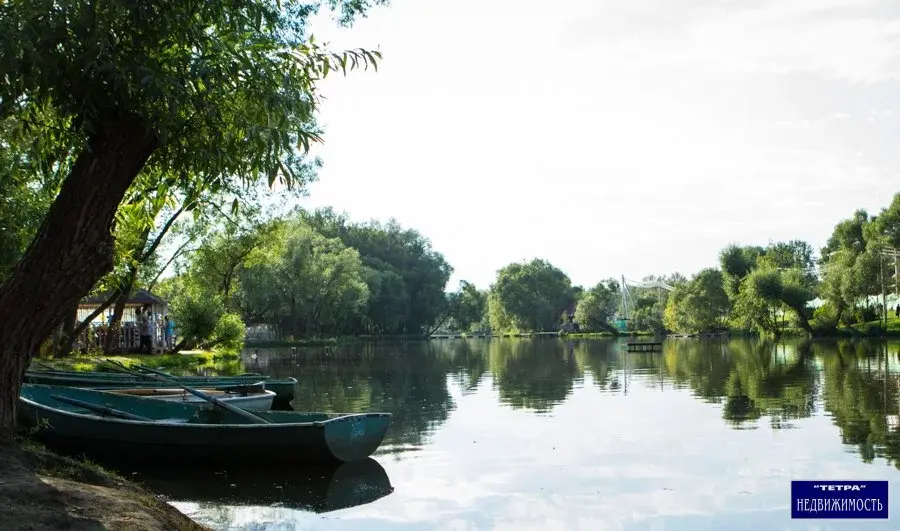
[297,0,900,290]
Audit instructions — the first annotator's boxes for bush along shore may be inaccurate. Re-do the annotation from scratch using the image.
[0,438,208,531]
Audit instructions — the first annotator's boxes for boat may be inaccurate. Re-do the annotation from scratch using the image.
[19,384,391,464]
[104,386,276,411]
[23,369,298,407]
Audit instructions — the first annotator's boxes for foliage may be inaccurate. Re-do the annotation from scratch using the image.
[238,219,370,337]
[719,244,765,300]
[573,280,620,333]
[208,313,246,352]
[818,199,899,326]
[447,281,487,333]
[663,268,730,334]
[732,268,787,335]
[0,0,384,197]
[298,208,453,334]
[163,208,454,338]
[168,284,225,349]
[488,259,574,333]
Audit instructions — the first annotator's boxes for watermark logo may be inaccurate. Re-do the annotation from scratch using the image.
[791,481,888,519]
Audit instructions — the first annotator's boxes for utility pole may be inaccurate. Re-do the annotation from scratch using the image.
[880,252,888,333]
[881,248,899,328]
[884,248,900,296]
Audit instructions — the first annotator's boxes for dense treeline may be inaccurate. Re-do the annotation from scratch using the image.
[483,193,900,337]
[158,207,457,340]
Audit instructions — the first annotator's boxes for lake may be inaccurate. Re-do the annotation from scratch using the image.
[131,338,900,530]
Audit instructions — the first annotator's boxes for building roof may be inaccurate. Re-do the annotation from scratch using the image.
[81,289,167,306]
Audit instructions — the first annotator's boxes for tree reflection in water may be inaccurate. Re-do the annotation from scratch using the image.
[238,337,900,470]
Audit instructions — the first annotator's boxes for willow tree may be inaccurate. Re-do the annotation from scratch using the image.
[0,0,385,439]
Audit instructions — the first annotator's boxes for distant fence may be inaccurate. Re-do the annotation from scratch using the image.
[246,324,281,341]
[74,324,169,353]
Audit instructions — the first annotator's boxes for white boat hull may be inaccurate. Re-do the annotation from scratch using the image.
[107,389,277,411]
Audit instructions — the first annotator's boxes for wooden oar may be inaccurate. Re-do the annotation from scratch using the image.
[50,395,154,422]
[34,361,58,372]
[104,361,264,395]
[107,361,270,425]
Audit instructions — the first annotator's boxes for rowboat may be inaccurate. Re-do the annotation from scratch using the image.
[19,384,391,464]
[105,386,276,411]
[23,369,298,407]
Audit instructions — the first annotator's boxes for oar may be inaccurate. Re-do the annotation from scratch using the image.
[107,361,270,424]
[34,361,59,372]
[50,395,153,422]
[104,361,262,395]
[100,360,142,375]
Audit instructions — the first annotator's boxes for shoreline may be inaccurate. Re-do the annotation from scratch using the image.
[244,329,900,349]
[0,438,207,530]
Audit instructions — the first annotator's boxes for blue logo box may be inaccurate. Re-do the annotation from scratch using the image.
[791,481,889,519]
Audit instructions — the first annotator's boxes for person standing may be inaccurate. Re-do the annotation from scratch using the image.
[139,307,153,354]
[164,315,175,350]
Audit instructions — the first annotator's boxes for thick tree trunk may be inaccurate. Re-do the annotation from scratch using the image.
[0,115,156,441]
[57,306,78,358]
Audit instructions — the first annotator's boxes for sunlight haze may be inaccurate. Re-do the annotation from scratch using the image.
[299,0,900,290]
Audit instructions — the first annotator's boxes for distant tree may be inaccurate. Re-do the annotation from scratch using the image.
[488,259,574,333]
[663,268,730,334]
[573,280,620,334]
[450,281,487,333]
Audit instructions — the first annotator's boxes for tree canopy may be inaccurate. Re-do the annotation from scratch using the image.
[0,0,389,440]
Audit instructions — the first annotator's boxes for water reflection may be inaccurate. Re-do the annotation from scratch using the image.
[489,339,582,413]
[139,337,900,529]
[131,458,393,513]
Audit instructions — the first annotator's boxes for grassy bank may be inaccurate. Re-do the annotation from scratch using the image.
[33,350,242,375]
[831,315,900,337]
[0,438,207,530]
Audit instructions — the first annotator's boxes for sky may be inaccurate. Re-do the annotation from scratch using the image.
[295,0,900,291]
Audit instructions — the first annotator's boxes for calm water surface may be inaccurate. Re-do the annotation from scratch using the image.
[134,339,900,530]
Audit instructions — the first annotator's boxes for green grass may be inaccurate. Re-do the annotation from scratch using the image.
[834,315,900,337]
[34,350,242,374]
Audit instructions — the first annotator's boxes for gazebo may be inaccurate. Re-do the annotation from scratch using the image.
[77,289,169,325]
[76,289,170,352]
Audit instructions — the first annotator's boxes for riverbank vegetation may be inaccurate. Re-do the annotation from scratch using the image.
[198,192,900,342]
[475,193,900,339]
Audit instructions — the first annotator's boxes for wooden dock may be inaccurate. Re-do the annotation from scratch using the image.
[626,342,663,353]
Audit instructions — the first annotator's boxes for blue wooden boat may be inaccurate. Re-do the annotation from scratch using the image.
[19,384,391,464]
[23,369,298,407]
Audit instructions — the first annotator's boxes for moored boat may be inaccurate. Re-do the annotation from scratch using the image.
[105,386,276,411]
[18,384,391,464]
[23,370,298,406]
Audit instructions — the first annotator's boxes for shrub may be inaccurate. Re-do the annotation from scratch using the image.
[170,287,225,348]
[208,313,246,352]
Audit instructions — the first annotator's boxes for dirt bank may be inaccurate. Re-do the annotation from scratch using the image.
[0,439,209,531]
